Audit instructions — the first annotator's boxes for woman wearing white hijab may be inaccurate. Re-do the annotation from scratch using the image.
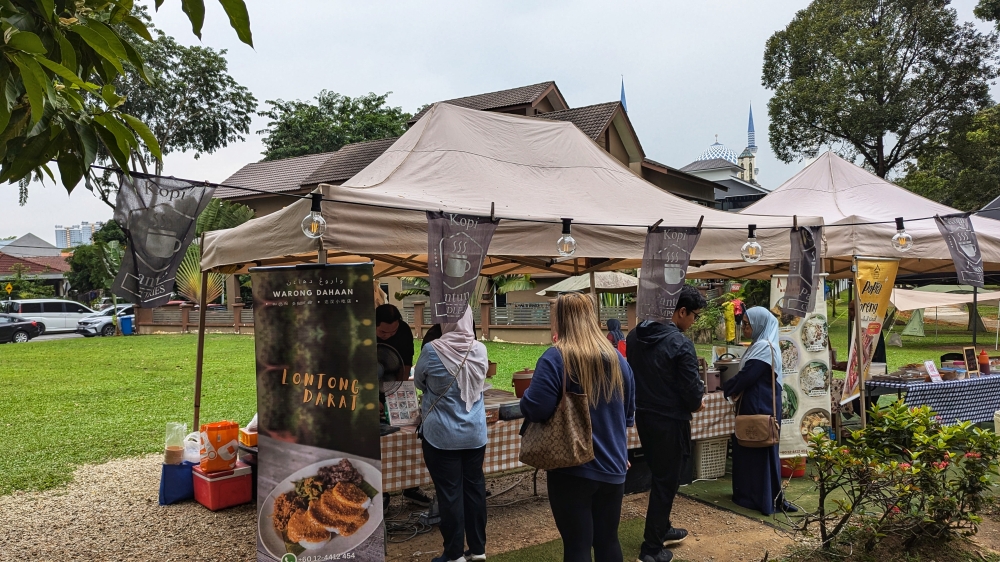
[722,307,792,515]
[414,306,489,562]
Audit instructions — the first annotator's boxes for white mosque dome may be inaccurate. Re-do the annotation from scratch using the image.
[697,141,739,164]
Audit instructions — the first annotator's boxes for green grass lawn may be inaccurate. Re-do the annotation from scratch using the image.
[0,334,549,496]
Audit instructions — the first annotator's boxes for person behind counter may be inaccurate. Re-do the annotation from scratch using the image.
[414,307,489,562]
[376,304,433,507]
[521,292,635,562]
[625,285,706,562]
[722,307,795,515]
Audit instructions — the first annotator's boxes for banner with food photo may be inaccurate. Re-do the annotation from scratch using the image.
[251,264,384,562]
[770,274,831,458]
[841,258,899,406]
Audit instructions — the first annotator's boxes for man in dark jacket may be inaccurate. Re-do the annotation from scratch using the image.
[627,285,707,562]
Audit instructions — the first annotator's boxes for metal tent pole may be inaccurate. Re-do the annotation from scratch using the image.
[973,286,979,346]
[193,270,209,432]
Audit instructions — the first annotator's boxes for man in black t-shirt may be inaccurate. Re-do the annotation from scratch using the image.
[375,304,432,506]
[376,304,415,376]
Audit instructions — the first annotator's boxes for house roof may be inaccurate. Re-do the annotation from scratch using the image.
[0,233,61,257]
[714,178,768,194]
[302,137,400,186]
[0,252,70,275]
[641,157,728,193]
[407,81,563,124]
[215,151,335,199]
[679,157,743,173]
[535,102,620,140]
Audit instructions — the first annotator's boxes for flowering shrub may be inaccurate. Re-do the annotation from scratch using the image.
[803,400,1000,551]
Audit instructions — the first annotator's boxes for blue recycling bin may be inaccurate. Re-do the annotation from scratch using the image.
[120,316,134,335]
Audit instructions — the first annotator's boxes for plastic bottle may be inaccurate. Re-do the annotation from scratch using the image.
[979,349,990,375]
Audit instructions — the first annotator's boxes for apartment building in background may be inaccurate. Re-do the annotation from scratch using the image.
[54,221,104,249]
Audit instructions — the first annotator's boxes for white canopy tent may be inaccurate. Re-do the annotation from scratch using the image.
[201,103,819,277]
[536,271,638,296]
[890,288,1000,312]
[688,152,1000,280]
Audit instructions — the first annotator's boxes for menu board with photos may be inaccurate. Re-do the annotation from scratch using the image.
[385,381,420,427]
[771,274,831,459]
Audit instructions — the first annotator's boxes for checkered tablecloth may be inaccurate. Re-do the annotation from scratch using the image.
[866,376,1000,425]
[381,392,735,493]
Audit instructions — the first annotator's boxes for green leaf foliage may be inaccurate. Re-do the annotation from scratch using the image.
[899,105,1000,211]
[762,0,999,177]
[259,91,411,161]
[195,198,255,235]
[0,1,253,203]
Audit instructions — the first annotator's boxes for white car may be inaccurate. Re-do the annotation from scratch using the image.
[0,299,95,334]
[77,305,135,337]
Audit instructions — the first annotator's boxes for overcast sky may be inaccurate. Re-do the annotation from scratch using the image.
[1,0,994,243]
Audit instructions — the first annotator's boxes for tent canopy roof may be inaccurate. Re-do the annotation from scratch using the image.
[890,288,1000,311]
[536,272,638,295]
[202,103,817,275]
[686,152,1000,279]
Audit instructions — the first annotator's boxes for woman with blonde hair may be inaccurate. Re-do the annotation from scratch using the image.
[520,293,636,562]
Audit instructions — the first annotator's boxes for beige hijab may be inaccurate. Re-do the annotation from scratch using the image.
[429,306,489,412]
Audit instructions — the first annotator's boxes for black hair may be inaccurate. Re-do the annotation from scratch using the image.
[375,304,403,326]
[675,285,707,315]
[422,324,443,348]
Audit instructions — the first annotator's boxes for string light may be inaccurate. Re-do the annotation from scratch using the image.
[557,218,576,257]
[741,224,763,263]
[891,217,912,252]
[301,193,327,239]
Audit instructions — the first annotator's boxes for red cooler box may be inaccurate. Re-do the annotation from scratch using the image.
[193,461,252,511]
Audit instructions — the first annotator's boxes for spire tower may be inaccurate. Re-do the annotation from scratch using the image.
[747,103,757,153]
[738,103,759,184]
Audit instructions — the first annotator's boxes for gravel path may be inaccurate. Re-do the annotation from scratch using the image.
[0,454,256,561]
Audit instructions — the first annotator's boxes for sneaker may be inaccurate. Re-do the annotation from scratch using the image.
[431,556,466,562]
[662,527,688,546]
[637,550,674,562]
[464,551,486,561]
[402,487,433,506]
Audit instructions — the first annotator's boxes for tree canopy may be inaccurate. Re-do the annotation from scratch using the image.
[114,24,256,176]
[762,0,999,177]
[258,91,411,161]
[899,105,1000,211]
[0,0,252,203]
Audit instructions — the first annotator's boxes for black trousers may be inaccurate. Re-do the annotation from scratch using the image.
[546,470,624,562]
[421,441,487,560]
[635,411,691,554]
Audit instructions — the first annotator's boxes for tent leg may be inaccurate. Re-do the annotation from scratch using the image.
[973,287,979,347]
[193,271,209,432]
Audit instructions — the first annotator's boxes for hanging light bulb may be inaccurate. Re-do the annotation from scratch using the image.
[741,224,763,263]
[891,217,913,252]
[557,218,576,257]
[301,193,327,239]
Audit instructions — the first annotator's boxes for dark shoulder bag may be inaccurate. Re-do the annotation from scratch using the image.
[733,347,780,448]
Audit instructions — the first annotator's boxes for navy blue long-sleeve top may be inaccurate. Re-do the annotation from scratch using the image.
[723,359,782,420]
[520,347,636,484]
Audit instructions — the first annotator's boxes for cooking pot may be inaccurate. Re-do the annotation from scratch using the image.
[714,353,742,387]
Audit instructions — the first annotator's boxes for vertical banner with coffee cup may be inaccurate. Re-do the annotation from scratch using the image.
[112,173,215,307]
[935,215,984,288]
[637,227,701,322]
[427,211,499,322]
[841,258,899,405]
[251,263,384,561]
[782,226,822,319]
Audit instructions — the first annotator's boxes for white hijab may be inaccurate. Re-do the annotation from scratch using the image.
[429,306,489,412]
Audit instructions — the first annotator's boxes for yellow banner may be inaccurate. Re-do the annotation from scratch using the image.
[841,258,899,405]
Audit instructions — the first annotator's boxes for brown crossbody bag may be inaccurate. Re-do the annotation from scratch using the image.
[732,346,780,448]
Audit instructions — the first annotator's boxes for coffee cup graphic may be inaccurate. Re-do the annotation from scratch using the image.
[445,255,473,278]
[959,240,978,258]
[663,264,684,285]
[145,229,182,259]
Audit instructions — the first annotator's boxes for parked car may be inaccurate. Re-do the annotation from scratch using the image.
[0,313,42,343]
[77,305,135,337]
[0,299,95,334]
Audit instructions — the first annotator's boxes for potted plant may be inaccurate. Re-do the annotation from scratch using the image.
[781,456,807,478]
